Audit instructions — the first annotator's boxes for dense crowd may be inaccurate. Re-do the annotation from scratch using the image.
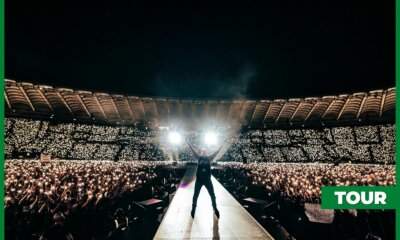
[5,160,183,240]
[5,118,166,161]
[4,117,396,240]
[213,163,395,240]
[5,118,395,164]
[216,161,396,240]
[221,125,395,164]
[215,162,395,203]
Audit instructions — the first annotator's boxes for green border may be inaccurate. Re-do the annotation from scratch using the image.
[0,1,398,239]
[396,0,399,238]
[1,0,4,237]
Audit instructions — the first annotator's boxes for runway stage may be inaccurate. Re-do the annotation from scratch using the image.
[154,165,274,240]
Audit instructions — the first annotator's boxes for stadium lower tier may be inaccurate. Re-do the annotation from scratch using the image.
[214,162,395,202]
[5,117,396,164]
[212,163,395,240]
[5,160,185,240]
[5,160,395,240]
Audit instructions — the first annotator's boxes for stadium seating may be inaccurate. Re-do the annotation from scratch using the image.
[5,80,395,128]
[5,118,395,164]
[4,79,396,240]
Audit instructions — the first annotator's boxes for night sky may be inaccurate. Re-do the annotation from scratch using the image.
[6,1,394,99]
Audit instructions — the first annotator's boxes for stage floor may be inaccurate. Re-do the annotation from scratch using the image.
[153,165,274,240]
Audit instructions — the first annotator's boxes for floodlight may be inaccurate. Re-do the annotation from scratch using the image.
[168,131,182,145]
[204,131,218,146]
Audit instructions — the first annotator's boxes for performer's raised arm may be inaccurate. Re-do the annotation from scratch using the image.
[186,140,200,159]
[208,143,224,160]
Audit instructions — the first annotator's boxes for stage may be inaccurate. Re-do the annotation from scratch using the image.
[154,165,274,240]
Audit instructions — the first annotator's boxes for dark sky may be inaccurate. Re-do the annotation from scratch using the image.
[6,1,394,99]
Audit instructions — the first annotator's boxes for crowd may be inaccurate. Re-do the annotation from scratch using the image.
[215,162,395,203]
[222,125,395,164]
[5,160,183,240]
[5,118,395,164]
[213,163,396,239]
[5,118,165,161]
[4,117,396,240]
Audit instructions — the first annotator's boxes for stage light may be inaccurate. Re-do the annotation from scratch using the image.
[168,131,182,145]
[204,131,218,146]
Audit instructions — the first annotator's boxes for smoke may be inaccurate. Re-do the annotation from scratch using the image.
[212,63,257,99]
[152,62,257,133]
[153,63,257,99]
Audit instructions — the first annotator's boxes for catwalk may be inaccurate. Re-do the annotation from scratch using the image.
[154,165,274,240]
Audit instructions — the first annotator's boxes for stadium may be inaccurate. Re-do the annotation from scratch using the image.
[5,1,395,240]
[4,79,396,240]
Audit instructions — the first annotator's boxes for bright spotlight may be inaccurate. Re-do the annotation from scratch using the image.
[204,131,218,146]
[168,131,182,145]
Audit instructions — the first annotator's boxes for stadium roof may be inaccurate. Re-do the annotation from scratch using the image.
[5,79,395,129]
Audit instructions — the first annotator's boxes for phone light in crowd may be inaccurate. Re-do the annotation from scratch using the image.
[168,131,182,145]
[204,131,218,146]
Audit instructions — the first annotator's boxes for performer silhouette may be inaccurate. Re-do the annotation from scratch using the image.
[186,140,224,218]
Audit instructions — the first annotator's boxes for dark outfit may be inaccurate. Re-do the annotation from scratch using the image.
[192,156,217,210]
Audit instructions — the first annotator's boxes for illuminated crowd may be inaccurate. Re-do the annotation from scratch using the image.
[221,125,395,164]
[216,162,395,203]
[5,160,182,240]
[4,117,396,240]
[5,118,396,164]
[5,118,166,161]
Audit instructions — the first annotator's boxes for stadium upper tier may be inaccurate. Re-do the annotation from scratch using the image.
[5,79,395,128]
